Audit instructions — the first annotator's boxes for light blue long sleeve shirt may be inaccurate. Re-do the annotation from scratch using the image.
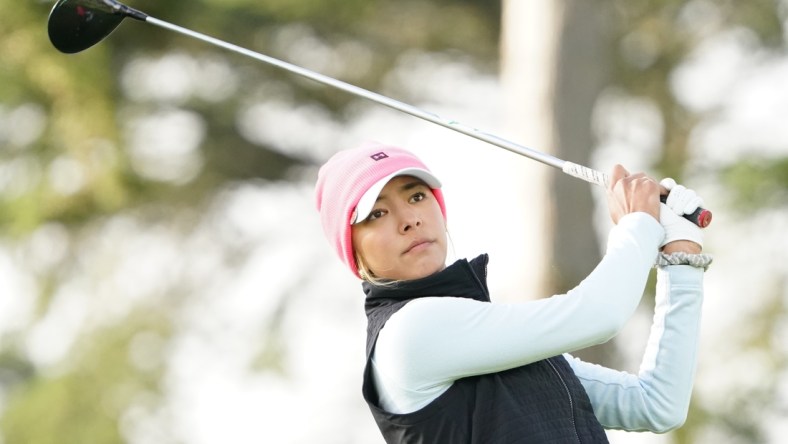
[370,212,704,433]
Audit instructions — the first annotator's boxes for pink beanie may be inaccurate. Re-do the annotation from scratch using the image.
[315,142,447,278]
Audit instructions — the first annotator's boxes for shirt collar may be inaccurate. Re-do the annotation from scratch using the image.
[363,254,490,314]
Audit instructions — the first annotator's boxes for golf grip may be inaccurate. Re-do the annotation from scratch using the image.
[562,162,712,228]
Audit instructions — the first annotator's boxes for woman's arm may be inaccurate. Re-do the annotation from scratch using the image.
[565,264,704,432]
[372,212,663,413]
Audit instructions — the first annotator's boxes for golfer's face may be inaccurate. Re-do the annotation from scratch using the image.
[351,176,447,281]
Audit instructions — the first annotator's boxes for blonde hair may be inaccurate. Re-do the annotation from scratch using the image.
[355,254,400,287]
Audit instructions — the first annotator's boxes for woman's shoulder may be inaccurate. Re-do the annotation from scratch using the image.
[384,296,488,340]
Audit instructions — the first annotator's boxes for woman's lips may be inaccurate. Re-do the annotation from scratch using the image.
[403,239,432,254]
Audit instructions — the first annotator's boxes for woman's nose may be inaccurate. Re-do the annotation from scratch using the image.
[400,211,422,233]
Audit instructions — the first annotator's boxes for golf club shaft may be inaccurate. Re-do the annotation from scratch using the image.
[142,15,710,227]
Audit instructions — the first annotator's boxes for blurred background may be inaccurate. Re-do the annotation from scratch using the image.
[1,0,787,442]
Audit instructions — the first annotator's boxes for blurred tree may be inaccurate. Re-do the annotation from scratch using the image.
[1,0,786,442]
[1,311,169,444]
[0,0,501,442]
[503,0,788,443]
[604,2,788,441]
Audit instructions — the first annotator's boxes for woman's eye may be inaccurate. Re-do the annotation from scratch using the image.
[410,192,426,203]
[368,209,386,221]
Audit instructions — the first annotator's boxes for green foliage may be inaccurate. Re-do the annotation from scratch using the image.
[1,311,169,444]
[675,277,788,444]
[596,2,788,442]
[608,0,787,179]
[2,0,501,238]
[2,372,125,444]
[721,155,788,210]
[2,0,785,442]
[0,1,501,442]
[0,1,130,235]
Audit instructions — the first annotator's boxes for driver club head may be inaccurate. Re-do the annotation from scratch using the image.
[47,0,146,54]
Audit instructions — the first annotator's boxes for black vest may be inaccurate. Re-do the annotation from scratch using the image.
[362,254,609,444]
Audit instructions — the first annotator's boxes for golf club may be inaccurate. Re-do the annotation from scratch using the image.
[47,0,712,227]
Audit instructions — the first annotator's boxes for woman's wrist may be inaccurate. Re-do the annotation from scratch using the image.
[662,240,702,254]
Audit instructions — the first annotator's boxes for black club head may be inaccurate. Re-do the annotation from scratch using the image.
[48,0,143,53]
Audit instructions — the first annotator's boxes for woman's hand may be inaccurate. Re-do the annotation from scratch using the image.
[659,178,704,253]
[606,164,660,224]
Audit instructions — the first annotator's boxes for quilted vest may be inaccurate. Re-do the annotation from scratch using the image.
[362,254,609,444]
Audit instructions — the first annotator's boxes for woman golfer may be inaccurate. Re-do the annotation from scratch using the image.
[315,142,709,443]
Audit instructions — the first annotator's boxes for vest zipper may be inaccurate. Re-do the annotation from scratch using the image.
[546,358,581,443]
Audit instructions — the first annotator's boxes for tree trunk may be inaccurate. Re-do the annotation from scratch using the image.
[501,0,617,365]
[499,0,560,300]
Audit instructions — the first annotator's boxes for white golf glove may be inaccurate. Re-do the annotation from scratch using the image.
[659,178,703,248]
